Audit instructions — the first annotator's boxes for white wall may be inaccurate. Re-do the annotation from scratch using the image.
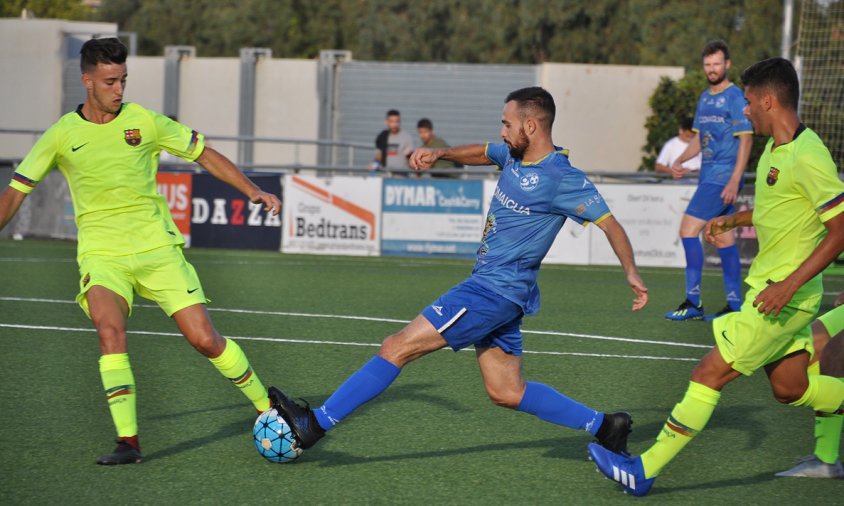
[540,63,684,172]
[254,58,319,166]
[0,19,117,158]
[125,56,165,112]
[179,58,241,161]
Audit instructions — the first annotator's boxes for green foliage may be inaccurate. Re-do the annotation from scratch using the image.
[1,0,94,19]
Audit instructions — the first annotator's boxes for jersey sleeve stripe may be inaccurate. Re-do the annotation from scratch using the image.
[591,212,613,225]
[732,130,753,136]
[186,130,199,153]
[11,172,36,188]
[817,192,844,214]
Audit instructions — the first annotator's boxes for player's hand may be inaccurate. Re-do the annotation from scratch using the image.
[410,148,438,170]
[627,272,649,311]
[250,190,282,216]
[835,291,844,307]
[721,180,740,205]
[704,216,733,244]
[670,162,688,179]
[752,279,797,317]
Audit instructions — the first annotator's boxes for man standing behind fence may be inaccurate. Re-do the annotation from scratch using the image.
[370,109,415,174]
[0,37,281,465]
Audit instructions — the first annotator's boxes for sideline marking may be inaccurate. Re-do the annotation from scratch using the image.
[0,296,711,349]
[0,323,700,362]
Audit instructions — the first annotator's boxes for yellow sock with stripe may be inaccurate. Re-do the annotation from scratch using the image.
[99,353,138,440]
[790,374,844,413]
[640,381,721,478]
[209,338,270,412]
[806,362,844,464]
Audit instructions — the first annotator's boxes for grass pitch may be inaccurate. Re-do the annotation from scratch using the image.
[0,238,841,504]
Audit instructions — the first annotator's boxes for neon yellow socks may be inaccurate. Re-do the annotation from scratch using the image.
[99,353,138,439]
[789,374,844,413]
[209,338,270,412]
[640,381,721,478]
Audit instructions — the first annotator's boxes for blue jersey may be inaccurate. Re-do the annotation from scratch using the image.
[471,142,612,315]
[692,84,753,185]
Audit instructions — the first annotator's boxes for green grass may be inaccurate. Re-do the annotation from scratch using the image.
[0,239,841,505]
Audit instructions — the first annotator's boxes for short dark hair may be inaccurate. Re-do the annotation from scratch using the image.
[417,118,433,130]
[80,37,127,73]
[505,86,556,130]
[679,116,694,131]
[386,109,401,118]
[741,57,800,110]
[702,39,730,61]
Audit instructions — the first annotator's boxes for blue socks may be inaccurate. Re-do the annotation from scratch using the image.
[682,237,703,306]
[516,381,604,435]
[313,355,400,432]
[718,245,742,310]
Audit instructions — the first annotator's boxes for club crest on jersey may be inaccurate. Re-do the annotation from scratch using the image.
[766,167,780,186]
[520,171,539,192]
[124,129,142,146]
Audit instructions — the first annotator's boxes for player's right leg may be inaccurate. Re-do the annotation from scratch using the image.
[82,277,142,465]
[269,314,447,449]
[476,345,633,454]
[777,310,844,478]
[665,213,706,321]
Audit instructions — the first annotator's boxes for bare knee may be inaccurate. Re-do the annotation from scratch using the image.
[377,332,411,367]
[770,379,808,404]
[187,325,225,357]
[92,319,127,354]
[485,384,525,409]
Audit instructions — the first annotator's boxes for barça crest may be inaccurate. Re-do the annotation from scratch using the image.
[766,167,780,186]
[124,129,142,146]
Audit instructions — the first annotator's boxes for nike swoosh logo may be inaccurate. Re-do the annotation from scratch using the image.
[720,330,732,345]
[187,288,199,294]
[72,143,89,152]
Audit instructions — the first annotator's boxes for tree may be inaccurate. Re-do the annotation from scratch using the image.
[1,0,94,19]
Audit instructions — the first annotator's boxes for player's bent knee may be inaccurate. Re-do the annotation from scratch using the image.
[486,389,521,409]
[188,331,225,357]
[770,382,808,404]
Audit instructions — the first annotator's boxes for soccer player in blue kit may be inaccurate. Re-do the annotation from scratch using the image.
[665,40,753,322]
[268,87,649,454]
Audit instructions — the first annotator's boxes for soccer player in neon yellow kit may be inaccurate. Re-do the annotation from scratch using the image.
[0,38,281,465]
[589,57,844,495]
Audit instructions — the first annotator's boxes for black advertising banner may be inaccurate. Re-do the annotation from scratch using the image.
[190,174,282,250]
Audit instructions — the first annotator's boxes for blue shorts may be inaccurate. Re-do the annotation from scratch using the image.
[685,183,738,221]
[421,278,525,355]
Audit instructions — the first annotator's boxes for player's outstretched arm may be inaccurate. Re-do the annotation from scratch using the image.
[703,209,753,244]
[410,144,488,171]
[0,187,27,231]
[754,212,844,316]
[595,215,648,311]
[195,146,281,215]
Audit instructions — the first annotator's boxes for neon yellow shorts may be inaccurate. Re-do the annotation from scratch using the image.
[713,287,821,376]
[818,304,844,337]
[76,245,208,318]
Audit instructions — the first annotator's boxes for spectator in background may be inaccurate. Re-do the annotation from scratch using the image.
[654,117,701,175]
[370,109,415,174]
[417,118,463,178]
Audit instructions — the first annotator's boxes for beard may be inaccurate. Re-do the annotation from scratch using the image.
[507,128,530,159]
[707,71,727,86]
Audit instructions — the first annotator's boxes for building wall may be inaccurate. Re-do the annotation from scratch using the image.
[540,63,685,172]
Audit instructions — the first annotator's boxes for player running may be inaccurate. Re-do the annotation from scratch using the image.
[589,57,844,495]
[776,301,844,478]
[0,37,280,465]
[268,86,649,454]
[664,40,753,322]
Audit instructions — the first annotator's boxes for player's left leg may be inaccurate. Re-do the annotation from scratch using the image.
[711,227,742,317]
[135,245,270,412]
[172,304,270,412]
[476,346,632,453]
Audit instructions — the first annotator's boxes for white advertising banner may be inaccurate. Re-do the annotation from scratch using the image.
[281,175,382,256]
[589,183,695,267]
[484,179,694,267]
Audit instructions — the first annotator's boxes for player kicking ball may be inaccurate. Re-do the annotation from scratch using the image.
[268,87,649,455]
[589,57,844,495]
[0,37,281,464]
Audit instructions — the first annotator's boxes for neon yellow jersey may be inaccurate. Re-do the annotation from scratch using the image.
[748,125,844,303]
[9,102,205,259]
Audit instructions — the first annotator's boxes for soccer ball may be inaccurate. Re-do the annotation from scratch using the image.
[253,408,303,463]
